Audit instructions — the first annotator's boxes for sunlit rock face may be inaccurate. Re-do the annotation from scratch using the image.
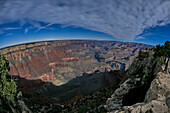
[0,40,152,85]
[105,49,170,113]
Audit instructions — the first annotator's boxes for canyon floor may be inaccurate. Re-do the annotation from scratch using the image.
[0,40,152,105]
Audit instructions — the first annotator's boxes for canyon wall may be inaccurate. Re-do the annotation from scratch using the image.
[0,40,152,86]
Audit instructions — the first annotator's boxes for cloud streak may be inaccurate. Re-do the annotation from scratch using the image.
[0,0,169,40]
[4,27,21,30]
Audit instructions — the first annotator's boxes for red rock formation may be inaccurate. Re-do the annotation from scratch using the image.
[49,62,68,68]
[39,74,56,82]
[62,57,79,62]
[0,40,152,83]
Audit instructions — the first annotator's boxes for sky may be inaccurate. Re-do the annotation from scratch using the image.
[0,0,170,48]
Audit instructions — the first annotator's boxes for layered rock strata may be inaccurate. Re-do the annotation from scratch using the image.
[0,40,151,86]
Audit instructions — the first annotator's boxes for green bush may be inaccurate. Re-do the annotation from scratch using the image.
[154,41,170,57]
[164,41,170,56]
[138,50,149,61]
[0,55,21,100]
[154,45,165,57]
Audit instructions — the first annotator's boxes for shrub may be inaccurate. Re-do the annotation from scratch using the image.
[138,50,149,61]
[154,41,170,58]
[164,41,170,56]
[0,55,21,100]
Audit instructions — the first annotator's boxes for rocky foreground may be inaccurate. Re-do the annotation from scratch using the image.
[108,72,170,113]
[105,50,170,113]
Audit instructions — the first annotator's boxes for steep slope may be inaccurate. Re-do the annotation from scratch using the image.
[15,70,126,104]
[0,40,151,86]
[105,49,170,113]
[113,72,170,113]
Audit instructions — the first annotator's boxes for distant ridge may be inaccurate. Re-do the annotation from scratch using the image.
[0,39,154,50]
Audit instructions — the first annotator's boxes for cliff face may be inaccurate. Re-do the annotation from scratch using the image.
[105,50,170,113]
[0,40,151,86]
[112,72,170,113]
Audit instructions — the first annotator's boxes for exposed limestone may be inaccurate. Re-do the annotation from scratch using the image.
[106,78,135,110]
[0,40,151,84]
[105,50,169,113]
[114,72,170,113]
[144,72,170,103]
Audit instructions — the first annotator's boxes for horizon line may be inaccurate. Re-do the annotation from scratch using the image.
[0,39,155,50]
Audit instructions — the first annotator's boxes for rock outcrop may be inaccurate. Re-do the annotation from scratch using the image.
[0,96,31,113]
[105,50,170,113]
[113,72,170,113]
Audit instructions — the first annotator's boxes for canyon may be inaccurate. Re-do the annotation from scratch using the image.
[0,40,169,113]
[0,40,151,84]
[0,40,152,103]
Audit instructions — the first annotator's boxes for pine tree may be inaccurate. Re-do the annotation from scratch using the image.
[164,41,170,56]
[164,41,170,73]
[0,55,20,100]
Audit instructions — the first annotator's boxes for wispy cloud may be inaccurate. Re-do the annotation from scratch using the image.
[24,28,28,34]
[35,23,53,33]
[4,27,21,30]
[6,33,13,36]
[135,36,146,40]
[24,26,34,34]
[0,0,169,40]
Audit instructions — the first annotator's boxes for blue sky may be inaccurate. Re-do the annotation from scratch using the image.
[0,22,116,48]
[0,0,169,48]
[134,24,170,45]
[0,22,170,49]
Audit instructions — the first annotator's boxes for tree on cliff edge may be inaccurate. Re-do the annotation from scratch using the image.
[0,55,20,100]
[153,41,170,73]
[164,41,170,73]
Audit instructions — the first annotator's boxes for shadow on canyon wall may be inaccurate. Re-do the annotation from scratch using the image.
[13,70,126,104]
